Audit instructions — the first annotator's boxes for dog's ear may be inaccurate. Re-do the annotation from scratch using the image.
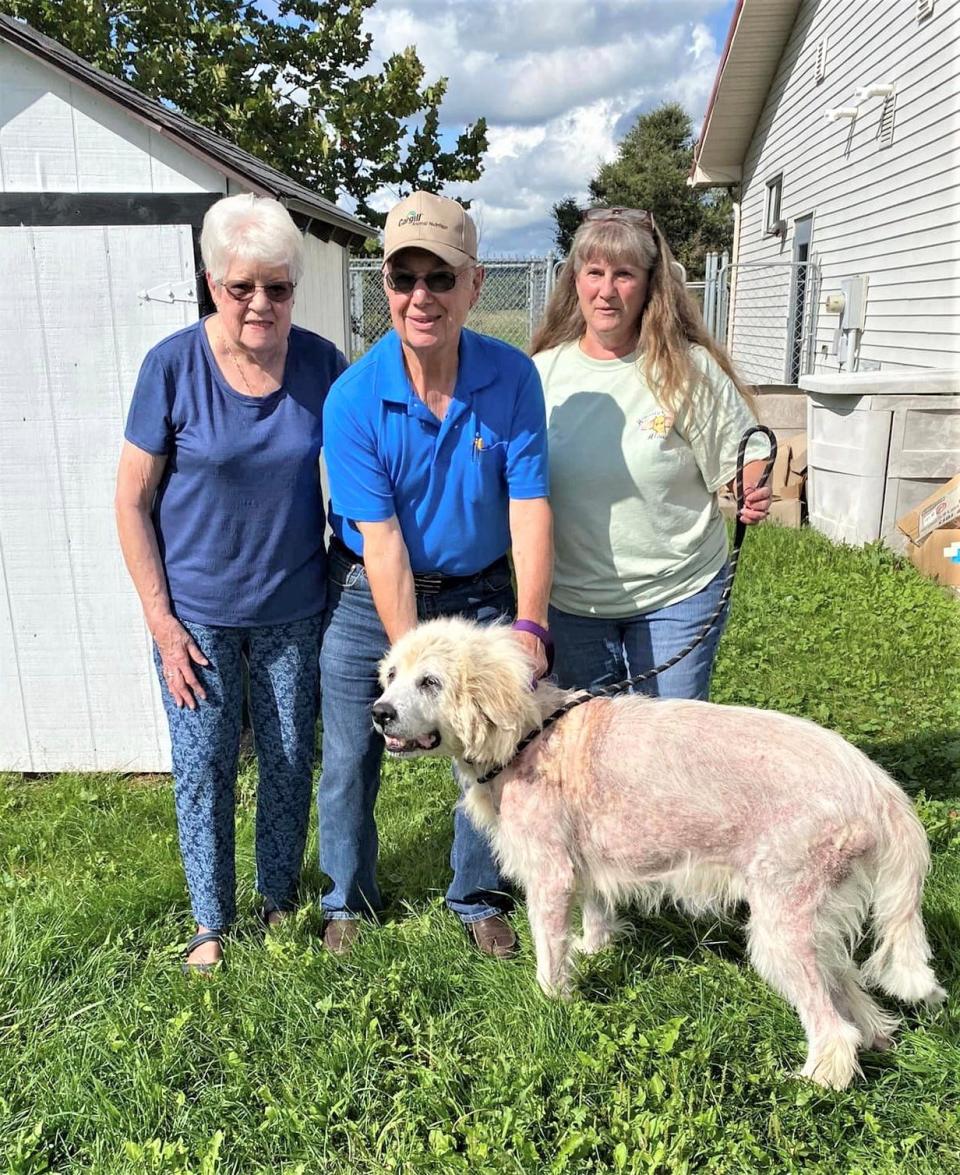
[448,629,541,768]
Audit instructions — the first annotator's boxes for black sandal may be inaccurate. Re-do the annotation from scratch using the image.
[181,930,224,974]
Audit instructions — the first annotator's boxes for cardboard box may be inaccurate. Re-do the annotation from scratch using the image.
[789,433,808,477]
[903,529,960,589]
[896,475,960,589]
[771,443,791,493]
[768,499,802,527]
[896,473,960,544]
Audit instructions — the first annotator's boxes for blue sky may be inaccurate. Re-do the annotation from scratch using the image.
[354,0,739,255]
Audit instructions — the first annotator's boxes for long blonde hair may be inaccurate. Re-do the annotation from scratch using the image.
[531,214,752,417]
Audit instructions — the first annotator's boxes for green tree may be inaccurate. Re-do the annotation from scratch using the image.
[553,102,731,277]
[1,0,487,227]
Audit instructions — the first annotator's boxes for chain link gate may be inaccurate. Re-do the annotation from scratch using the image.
[349,256,558,358]
[701,255,820,386]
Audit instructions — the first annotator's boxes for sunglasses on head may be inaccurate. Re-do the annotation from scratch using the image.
[582,207,655,229]
[220,280,297,303]
[384,267,461,294]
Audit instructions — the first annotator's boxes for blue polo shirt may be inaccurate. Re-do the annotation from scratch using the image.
[324,328,549,575]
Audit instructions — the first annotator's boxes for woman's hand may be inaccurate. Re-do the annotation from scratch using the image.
[739,483,773,525]
[153,615,209,710]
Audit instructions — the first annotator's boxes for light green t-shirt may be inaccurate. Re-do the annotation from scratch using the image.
[533,341,763,617]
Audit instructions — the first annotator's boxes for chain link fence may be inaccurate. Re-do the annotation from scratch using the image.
[351,253,820,387]
[349,257,558,358]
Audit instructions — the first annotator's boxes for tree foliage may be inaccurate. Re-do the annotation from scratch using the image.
[552,102,731,277]
[1,0,488,227]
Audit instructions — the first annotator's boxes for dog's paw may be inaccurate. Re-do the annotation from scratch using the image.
[537,976,573,1001]
[572,931,614,956]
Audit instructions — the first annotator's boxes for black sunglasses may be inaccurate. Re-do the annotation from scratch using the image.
[221,280,297,303]
[582,207,655,229]
[384,268,461,294]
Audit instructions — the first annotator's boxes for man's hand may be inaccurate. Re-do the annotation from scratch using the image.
[511,626,549,682]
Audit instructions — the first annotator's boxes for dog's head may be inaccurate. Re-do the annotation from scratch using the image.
[373,617,543,770]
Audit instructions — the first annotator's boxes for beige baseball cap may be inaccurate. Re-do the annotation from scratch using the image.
[383,191,478,269]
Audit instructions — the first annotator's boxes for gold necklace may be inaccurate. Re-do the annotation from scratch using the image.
[219,329,259,396]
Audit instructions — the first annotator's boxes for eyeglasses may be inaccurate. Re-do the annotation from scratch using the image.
[582,207,655,229]
[383,268,462,294]
[220,280,297,303]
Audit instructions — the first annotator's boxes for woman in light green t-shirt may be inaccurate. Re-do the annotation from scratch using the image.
[531,208,771,699]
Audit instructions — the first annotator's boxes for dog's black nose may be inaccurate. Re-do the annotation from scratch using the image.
[372,700,397,729]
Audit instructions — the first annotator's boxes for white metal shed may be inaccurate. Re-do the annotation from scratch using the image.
[0,15,374,772]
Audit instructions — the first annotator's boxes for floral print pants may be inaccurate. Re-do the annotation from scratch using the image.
[154,615,322,930]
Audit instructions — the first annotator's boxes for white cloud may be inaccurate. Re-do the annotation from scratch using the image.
[358,0,730,254]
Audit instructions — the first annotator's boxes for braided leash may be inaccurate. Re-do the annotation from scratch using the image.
[475,425,778,786]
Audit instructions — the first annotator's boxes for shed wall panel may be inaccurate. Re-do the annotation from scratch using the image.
[0,223,194,770]
[0,43,225,195]
[294,233,349,354]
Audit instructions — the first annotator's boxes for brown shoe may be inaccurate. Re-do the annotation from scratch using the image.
[466,914,518,958]
[322,918,360,956]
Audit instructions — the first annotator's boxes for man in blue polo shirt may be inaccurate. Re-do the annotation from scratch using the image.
[319,191,553,957]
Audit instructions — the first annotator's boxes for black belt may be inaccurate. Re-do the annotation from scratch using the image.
[329,536,509,596]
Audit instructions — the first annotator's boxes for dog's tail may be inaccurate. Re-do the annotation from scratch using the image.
[861,768,945,1006]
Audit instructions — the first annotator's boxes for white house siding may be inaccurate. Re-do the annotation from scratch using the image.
[0,42,225,194]
[731,0,960,380]
[0,223,197,771]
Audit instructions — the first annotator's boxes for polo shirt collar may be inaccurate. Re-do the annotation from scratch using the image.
[375,328,499,408]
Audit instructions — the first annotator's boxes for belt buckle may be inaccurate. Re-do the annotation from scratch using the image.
[414,571,443,595]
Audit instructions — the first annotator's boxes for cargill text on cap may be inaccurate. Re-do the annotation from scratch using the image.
[383,191,478,269]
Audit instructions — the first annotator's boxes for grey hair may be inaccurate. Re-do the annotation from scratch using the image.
[200,193,305,284]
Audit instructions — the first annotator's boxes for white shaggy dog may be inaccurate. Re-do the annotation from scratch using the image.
[373,616,945,1090]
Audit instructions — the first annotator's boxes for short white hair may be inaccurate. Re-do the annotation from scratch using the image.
[200,193,305,284]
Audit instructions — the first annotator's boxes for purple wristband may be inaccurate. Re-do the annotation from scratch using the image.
[512,619,555,676]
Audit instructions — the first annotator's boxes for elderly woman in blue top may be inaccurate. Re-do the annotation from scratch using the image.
[320,191,553,958]
[115,193,346,972]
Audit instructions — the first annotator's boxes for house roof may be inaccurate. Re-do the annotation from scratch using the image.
[0,12,375,246]
[689,0,803,187]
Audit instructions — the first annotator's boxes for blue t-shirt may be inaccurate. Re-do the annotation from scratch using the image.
[125,319,346,626]
[323,328,549,575]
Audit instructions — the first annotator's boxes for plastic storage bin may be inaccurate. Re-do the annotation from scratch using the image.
[799,370,960,548]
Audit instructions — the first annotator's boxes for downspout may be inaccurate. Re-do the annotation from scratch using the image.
[726,189,741,356]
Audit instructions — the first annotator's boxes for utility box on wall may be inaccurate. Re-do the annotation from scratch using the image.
[799,370,960,548]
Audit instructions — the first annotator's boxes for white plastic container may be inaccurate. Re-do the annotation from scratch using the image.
[799,370,960,548]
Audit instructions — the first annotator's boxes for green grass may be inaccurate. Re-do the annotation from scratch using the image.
[3,527,960,1172]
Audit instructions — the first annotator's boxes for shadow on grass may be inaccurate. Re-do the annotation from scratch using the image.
[859,729,960,798]
[298,805,466,925]
[575,909,749,1003]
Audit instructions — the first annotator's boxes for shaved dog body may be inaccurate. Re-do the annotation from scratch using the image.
[375,617,945,1090]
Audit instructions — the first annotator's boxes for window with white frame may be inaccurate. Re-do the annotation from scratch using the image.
[764,175,783,235]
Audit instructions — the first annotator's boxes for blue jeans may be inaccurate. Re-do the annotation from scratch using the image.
[154,615,323,930]
[549,564,730,698]
[318,548,516,924]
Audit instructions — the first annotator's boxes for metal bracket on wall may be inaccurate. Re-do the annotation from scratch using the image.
[138,279,198,305]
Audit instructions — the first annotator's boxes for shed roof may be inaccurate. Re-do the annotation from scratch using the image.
[0,12,375,246]
[689,0,803,187]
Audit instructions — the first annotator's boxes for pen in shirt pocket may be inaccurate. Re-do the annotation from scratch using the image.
[472,432,484,461]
